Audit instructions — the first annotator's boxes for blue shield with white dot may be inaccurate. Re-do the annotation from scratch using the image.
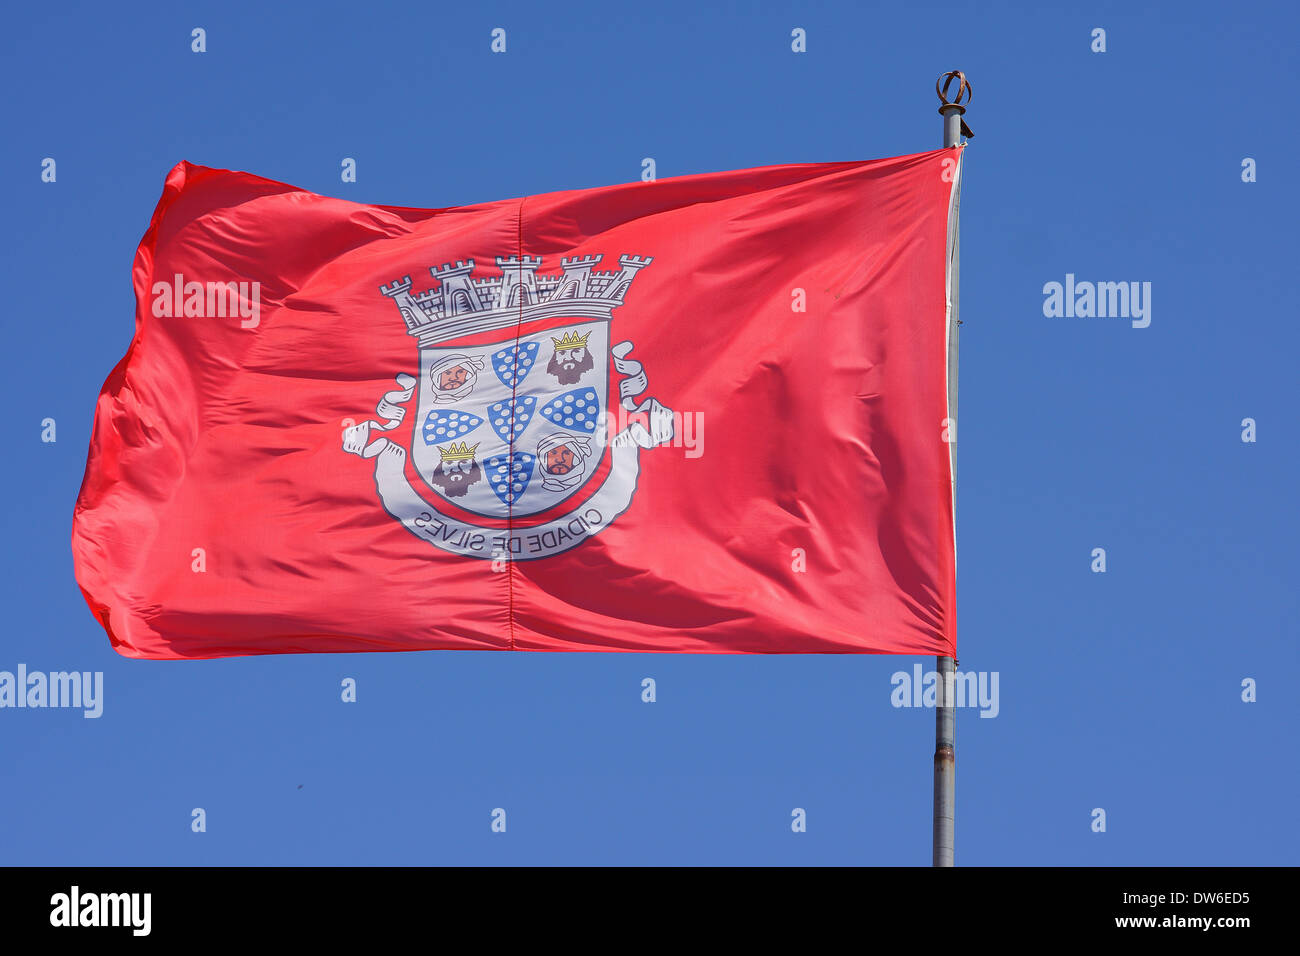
[423,409,483,446]
[484,452,535,506]
[540,388,601,434]
[487,396,537,444]
[491,342,539,389]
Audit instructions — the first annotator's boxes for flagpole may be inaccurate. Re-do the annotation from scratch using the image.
[933,70,970,868]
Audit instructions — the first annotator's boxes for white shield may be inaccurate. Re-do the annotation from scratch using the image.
[410,319,610,518]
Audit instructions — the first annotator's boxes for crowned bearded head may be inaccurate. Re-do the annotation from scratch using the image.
[546,331,595,385]
[429,442,482,499]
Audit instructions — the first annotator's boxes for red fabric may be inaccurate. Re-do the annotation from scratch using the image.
[72,149,959,659]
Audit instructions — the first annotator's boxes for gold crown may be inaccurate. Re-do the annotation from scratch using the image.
[551,329,592,350]
[438,441,479,463]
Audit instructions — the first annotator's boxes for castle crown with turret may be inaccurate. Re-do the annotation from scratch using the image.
[379,254,652,348]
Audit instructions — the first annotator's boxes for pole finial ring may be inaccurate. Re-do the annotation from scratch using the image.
[936,71,972,109]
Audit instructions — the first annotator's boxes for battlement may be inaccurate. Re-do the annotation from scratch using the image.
[379,253,653,348]
[432,260,475,277]
[497,255,543,269]
[378,275,413,297]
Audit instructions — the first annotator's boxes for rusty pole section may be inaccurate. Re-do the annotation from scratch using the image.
[933,70,970,868]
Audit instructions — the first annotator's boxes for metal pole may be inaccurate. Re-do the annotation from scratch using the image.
[933,70,969,868]
[933,656,955,866]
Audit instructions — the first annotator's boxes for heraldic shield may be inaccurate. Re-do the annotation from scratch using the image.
[412,318,610,518]
[343,253,675,560]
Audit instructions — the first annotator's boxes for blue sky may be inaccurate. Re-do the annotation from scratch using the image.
[1,0,1296,865]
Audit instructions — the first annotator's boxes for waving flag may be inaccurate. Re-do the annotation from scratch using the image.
[72,148,963,659]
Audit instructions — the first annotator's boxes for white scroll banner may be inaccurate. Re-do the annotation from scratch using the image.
[342,373,418,458]
[344,341,674,560]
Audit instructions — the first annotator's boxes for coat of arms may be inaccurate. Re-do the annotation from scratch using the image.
[342,254,674,559]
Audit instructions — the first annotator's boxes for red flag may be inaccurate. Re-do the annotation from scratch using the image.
[73,148,962,659]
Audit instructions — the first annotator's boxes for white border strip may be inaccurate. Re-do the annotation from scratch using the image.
[944,145,965,599]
